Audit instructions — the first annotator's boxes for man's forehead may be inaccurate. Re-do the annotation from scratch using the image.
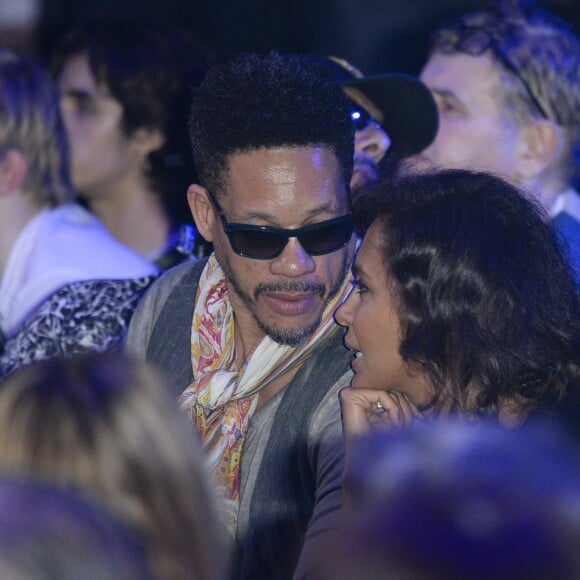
[224,146,343,187]
[220,146,349,215]
[422,52,502,95]
[59,53,113,96]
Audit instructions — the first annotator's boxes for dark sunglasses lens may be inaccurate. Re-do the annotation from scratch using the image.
[228,217,353,259]
[351,108,372,131]
[230,229,286,259]
[301,220,353,255]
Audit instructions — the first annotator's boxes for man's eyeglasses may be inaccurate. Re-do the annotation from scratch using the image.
[206,189,353,260]
[349,103,381,132]
[443,24,549,119]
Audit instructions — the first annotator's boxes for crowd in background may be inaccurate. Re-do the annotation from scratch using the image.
[0,1,578,579]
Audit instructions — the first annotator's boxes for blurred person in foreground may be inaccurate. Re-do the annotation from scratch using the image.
[0,352,227,580]
[315,420,580,580]
[52,17,213,268]
[0,49,156,381]
[402,1,580,279]
[0,477,152,580]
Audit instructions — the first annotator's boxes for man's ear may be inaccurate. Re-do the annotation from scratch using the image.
[0,149,28,196]
[187,184,215,243]
[131,127,165,156]
[516,120,564,180]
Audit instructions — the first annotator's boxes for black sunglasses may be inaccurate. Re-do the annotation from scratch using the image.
[442,24,549,119]
[206,189,353,260]
[349,102,381,132]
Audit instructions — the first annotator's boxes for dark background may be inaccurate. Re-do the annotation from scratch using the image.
[3,0,579,76]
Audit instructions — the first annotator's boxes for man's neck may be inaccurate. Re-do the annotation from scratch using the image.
[232,314,265,369]
[230,302,304,410]
[521,173,568,216]
[87,183,171,259]
[256,365,300,410]
[232,321,301,410]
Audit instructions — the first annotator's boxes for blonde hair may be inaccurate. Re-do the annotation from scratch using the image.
[0,352,227,580]
[0,49,72,204]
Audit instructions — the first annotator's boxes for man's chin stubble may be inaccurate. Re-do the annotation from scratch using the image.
[222,249,352,347]
[258,316,321,347]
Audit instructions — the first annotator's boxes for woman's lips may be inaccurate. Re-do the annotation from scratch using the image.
[350,350,362,372]
[344,341,362,371]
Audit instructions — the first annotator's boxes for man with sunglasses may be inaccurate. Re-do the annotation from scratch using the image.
[402,3,580,281]
[127,52,356,578]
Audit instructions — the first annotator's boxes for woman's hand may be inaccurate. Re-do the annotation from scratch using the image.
[339,387,422,442]
[339,387,424,511]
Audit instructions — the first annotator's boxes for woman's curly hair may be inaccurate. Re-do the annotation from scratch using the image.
[353,169,579,418]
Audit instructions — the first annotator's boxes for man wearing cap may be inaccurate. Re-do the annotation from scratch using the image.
[402,3,579,281]
[127,52,355,579]
[309,55,438,197]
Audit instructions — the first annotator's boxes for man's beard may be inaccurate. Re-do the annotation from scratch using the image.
[222,254,351,347]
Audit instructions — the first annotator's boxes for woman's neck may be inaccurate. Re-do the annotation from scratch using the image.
[0,192,44,277]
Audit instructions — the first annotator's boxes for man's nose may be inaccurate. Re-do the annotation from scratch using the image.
[270,237,316,277]
[354,125,391,164]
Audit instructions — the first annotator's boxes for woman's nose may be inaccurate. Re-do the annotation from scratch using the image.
[334,287,355,327]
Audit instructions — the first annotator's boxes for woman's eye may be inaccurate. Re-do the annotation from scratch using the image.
[348,276,368,295]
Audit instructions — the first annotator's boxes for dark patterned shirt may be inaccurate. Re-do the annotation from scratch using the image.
[0,276,155,381]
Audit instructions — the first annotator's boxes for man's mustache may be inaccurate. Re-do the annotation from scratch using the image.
[254,281,325,299]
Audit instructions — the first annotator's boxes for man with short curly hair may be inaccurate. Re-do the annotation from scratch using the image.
[403,2,580,279]
[127,52,357,578]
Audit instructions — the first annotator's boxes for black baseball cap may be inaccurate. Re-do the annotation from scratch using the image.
[299,54,439,159]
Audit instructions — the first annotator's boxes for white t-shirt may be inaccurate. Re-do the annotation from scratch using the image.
[0,203,158,337]
[550,188,580,222]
